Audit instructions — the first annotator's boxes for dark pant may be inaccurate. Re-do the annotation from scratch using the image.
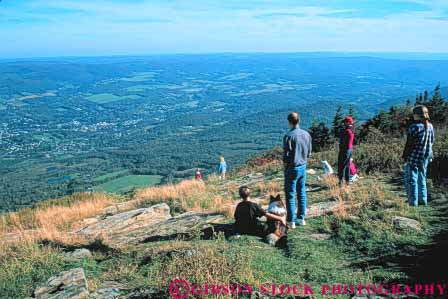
[233,222,269,237]
[338,149,352,184]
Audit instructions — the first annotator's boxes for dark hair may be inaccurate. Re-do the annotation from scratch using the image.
[413,105,430,129]
[239,186,250,199]
[287,112,300,126]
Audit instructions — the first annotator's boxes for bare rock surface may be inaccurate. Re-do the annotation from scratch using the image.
[307,201,339,218]
[76,203,171,246]
[32,268,89,299]
[392,216,422,231]
[63,248,93,262]
[89,281,125,299]
[76,203,225,247]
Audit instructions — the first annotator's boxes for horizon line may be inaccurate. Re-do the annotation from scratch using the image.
[2,50,448,62]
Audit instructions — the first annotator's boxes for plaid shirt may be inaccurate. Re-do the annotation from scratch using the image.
[404,122,435,166]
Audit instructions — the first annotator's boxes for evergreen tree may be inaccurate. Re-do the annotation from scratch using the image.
[309,122,331,151]
[405,99,412,108]
[332,105,344,138]
[348,104,356,121]
[432,84,443,103]
[428,83,446,123]
[423,90,429,102]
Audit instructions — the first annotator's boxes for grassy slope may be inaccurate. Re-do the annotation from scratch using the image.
[93,174,163,193]
[0,159,446,298]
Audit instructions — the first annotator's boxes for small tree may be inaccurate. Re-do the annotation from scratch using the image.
[309,122,331,151]
[332,105,344,139]
[348,104,356,122]
[428,83,446,123]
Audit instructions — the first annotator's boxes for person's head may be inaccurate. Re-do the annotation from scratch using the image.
[344,116,353,126]
[196,168,200,172]
[239,186,250,200]
[220,156,225,162]
[413,105,430,121]
[287,112,300,128]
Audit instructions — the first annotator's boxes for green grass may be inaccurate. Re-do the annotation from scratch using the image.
[85,93,141,103]
[93,175,163,193]
[1,164,445,298]
[119,72,156,82]
[92,170,129,183]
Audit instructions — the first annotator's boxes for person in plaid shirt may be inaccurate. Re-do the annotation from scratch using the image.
[402,106,435,206]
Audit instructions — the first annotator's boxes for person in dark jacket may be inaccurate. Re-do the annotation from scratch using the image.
[233,186,286,237]
[403,106,435,206]
[283,112,312,228]
[338,116,355,185]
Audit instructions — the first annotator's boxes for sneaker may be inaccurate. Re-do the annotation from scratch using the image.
[296,219,306,226]
[230,233,241,240]
[288,222,296,229]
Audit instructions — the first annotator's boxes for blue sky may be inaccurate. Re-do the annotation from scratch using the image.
[1,0,448,57]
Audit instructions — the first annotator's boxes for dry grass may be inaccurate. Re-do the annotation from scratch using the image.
[152,241,258,297]
[0,192,115,251]
[235,160,282,177]
[251,180,282,198]
[134,179,233,214]
[320,176,407,221]
[135,179,206,202]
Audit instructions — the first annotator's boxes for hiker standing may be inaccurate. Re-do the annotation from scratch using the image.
[403,106,435,206]
[195,168,203,180]
[218,156,227,180]
[283,112,312,228]
[338,116,355,185]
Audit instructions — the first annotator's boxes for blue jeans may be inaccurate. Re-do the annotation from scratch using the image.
[338,149,352,184]
[405,160,429,206]
[284,165,307,222]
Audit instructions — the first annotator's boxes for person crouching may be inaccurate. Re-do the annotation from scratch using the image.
[233,186,286,238]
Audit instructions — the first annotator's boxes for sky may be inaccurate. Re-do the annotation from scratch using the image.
[1,0,448,58]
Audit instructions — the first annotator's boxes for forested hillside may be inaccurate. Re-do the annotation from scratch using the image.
[1,55,448,211]
[308,84,447,182]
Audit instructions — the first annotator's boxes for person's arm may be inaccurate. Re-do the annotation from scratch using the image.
[348,129,355,149]
[402,126,415,161]
[265,212,287,226]
[308,133,312,158]
[283,135,288,164]
[253,204,286,225]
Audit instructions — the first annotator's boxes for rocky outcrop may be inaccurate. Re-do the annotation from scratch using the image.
[124,212,226,243]
[102,201,139,215]
[307,201,339,218]
[32,268,89,299]
[76,203,171,247]
[76,203,225,248]
[89,281,125,299]
[62,249,93,262]
[392,216,422,231]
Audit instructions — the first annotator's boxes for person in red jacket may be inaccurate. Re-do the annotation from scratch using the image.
[195,168,203,180]
[338,116,355,185]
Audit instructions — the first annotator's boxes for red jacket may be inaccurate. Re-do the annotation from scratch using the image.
[340,125,355,151]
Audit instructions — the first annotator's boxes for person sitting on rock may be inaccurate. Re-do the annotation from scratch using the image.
[233,186,286,238]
